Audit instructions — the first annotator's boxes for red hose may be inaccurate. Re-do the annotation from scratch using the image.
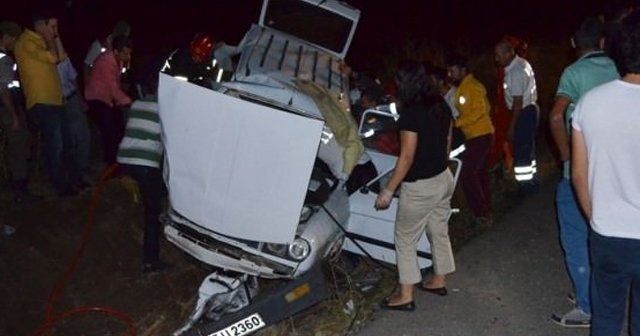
[32,163,137,336]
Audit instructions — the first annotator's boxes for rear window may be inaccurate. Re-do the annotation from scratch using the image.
[264,0,353,54]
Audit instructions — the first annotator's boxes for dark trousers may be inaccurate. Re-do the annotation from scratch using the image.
[29,104,81,194]
[87,100,124,165]
[121,164,164,264]
[590,231,640,336]
[0,106,30,182]
[461,133,493,218]
[513,104,538,187]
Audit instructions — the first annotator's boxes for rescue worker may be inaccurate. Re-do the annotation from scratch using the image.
[494,40,539,195]
[488,36,528,175]
[0,21,40,203]
[161,33,236,89]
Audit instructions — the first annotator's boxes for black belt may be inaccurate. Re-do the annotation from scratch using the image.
[64,91,77,100]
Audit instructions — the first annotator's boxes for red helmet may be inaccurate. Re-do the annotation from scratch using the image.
[189,33,214,63]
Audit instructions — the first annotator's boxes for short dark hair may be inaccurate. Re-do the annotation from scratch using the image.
[445,53,468,70]
[112,35,133,51]
[31,8,57,29]
[612,9,640,75]
[0,21,22,38]
[395,59,427,103]
[574,17,605,49]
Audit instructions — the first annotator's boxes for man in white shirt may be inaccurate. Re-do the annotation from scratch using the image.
[494,41,539,193]
[572,10,640,336]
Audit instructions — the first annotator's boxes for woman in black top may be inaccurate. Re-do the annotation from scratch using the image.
[375,60,456,311]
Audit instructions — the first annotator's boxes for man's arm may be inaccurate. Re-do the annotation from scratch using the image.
[20,38,58,64]
[549,95,571,162]
[571,129,591,220]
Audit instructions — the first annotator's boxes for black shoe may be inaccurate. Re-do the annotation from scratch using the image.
[143,261,172,275]
[380,298,415,311]
[417,285,448,296]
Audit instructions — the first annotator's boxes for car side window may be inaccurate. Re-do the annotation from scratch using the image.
[358,108,400,155]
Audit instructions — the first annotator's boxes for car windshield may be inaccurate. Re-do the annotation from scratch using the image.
[263,0,353,54]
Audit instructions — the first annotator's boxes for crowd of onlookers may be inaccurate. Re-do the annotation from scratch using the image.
[0,9,170,271]
[352,3,640,336]
[3,2,640,334]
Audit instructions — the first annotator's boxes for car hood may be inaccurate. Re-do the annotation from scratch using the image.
[159,74,324,244]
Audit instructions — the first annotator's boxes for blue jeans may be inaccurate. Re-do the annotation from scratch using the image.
[29,104,81,194]
[64,94,91,170]
[556,178,591,314]
[590,232,640,336]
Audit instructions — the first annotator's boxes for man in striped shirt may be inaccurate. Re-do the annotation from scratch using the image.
[117,98,168,274]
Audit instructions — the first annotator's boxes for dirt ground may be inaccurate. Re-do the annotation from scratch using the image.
[0,157,523,336]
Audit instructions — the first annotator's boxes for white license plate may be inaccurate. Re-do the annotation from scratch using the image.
[208,313,266,336]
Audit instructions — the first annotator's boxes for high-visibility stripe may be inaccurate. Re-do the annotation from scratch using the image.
[515,173,534,181]
[514,166,533,174]
[449,144,466,159]
[515,160,536,181]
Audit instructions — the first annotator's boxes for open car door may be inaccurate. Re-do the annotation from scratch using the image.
[343,107,461,268]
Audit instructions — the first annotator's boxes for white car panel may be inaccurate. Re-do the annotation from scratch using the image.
[159,74,324,244]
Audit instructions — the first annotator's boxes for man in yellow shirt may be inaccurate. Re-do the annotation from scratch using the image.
[14,11,81,197]
[447,54,495,223]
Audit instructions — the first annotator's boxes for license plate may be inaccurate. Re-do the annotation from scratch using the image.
[208,313,266,336]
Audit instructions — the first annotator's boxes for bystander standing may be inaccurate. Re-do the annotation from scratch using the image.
[85,35,132,166]
[548,17,619,328]
[0,21,40,203]
[14,11,82,197]
[571,10,640,335]
[446,54,494,224]
[375,60,455,311]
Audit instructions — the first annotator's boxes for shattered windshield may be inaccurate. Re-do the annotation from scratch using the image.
[264,0,354,54]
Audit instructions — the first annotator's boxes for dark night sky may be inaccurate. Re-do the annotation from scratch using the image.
[3,0,630,74]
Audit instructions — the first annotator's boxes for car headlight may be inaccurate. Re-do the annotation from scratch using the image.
[288,238,311,261]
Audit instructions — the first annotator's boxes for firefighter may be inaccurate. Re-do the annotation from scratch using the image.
[161,33,236,89]
[494,40,539,195]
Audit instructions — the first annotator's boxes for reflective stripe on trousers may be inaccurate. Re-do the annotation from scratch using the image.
[515,160,536,181]
[513,104,538,183]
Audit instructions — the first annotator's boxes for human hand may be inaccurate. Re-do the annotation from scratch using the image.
[374,189,394,210]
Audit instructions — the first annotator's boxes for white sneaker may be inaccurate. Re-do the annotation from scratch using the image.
[550,307,591,328]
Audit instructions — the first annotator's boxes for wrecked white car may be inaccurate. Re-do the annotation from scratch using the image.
[159,0,440,281]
